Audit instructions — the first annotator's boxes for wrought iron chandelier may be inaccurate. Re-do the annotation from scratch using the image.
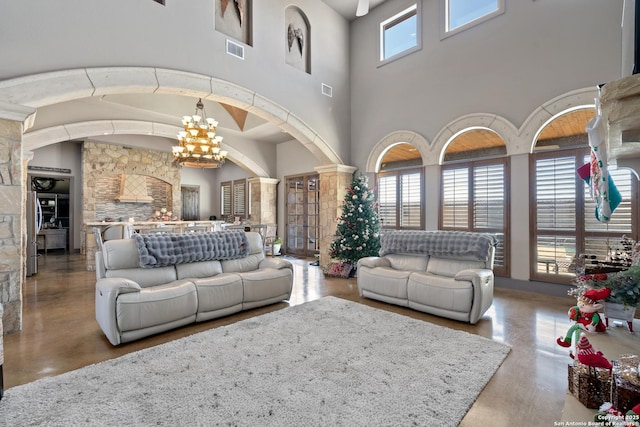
[172,98,228,168]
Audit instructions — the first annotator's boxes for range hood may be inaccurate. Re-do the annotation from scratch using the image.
[115,174,153,203]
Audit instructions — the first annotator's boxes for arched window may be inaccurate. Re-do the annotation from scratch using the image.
[376,143,424,230]
[440,128,509,277]
[530,108,639,283]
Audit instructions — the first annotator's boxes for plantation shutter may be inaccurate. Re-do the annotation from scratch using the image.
[377,168,424,230]
[583,162,635,261]
[442,167,469,229]
[442,162,507,275]
[473,164,505,271]
[473,164,504,230]
[233,180,246,217]
[400,171,422,229]
[221,181,231,217]
[536,156,576,231]
[377,174,397,229]
[533,154,577,276]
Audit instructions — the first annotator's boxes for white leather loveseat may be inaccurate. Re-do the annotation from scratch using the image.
[95,231,293,345]
[357,230,497,324]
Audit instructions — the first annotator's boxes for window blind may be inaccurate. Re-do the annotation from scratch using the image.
[473,164,504,230]
[535,156,576,231]
[221,181,231,217]
[442,167,469,229]
[441,161,507,274]
[400,172,422,228]
[233,181,246,217]
[377,174,398,228]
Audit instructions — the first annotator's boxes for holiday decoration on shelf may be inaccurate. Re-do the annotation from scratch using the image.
[151,208,177,222]
[327,174,381,274]
[577,98,622,222]
[557,288,610,350]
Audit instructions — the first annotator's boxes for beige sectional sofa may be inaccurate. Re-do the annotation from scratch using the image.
[357,230,497,324]
[95,231,293,345]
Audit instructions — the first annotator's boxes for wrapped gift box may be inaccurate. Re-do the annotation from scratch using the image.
[613,356,640,413]
[568,362,612,409]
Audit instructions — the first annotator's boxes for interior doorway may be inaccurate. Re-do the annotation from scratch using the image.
[181,185,200,221]
[28,174,73,252]
[285,174,319,257]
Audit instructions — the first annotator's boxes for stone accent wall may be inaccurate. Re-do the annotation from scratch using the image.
[0,119,24,333]
[248,177,278,225]
[315,165,356,267]
[82,141,181,265]
[94,174,172,222]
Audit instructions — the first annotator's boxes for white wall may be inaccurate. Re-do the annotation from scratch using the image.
[1,0,352,163]
[349,0,624,170]
[11,0,630,285]
[349,0,624,282]
[179,167,218,221]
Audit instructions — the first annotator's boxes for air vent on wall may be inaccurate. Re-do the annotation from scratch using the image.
[226,39,245,60]
[321,83,333,97]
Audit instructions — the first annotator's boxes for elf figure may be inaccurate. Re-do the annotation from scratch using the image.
[557,288,611,348]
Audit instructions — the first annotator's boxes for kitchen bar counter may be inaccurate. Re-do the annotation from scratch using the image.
[85,220,226,235]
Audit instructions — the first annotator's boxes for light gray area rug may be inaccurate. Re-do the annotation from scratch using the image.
[0,297,510,426]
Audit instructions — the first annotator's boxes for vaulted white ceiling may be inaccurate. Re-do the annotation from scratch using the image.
[321,0,389,20]
[22,1,393,173]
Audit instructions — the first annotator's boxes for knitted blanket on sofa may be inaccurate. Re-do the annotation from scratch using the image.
[134,230,249,268]
[379,230,498,261]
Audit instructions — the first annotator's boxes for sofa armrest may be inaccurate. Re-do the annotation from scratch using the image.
[259,257,293,270]
[454,269,494,324]
[357,257,391,269]
[96,277,142,295]
[95,278,141,345]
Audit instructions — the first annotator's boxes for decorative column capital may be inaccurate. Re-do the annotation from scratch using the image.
[247,177,279,185]
[314,164,357,175]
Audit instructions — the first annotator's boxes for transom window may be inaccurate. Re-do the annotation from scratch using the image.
[441,0,504,38]
[380,4,420,64]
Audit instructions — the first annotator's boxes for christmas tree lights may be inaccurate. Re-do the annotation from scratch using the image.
[328,174,381,266]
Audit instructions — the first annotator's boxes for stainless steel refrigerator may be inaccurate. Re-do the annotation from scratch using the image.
[26,191,43,276]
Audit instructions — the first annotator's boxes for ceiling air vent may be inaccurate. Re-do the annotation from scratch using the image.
[226,39,245,60]
[321,83,333,98]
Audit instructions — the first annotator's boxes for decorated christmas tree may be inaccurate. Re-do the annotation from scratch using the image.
[329,174,381,266]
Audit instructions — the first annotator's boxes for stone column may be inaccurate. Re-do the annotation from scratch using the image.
[0,101,36,334]
[0,302,3,399]
[247,177,279,225]
[315,164,357,267]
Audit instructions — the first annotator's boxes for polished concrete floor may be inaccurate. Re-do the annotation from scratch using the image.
[4,251,602,425]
